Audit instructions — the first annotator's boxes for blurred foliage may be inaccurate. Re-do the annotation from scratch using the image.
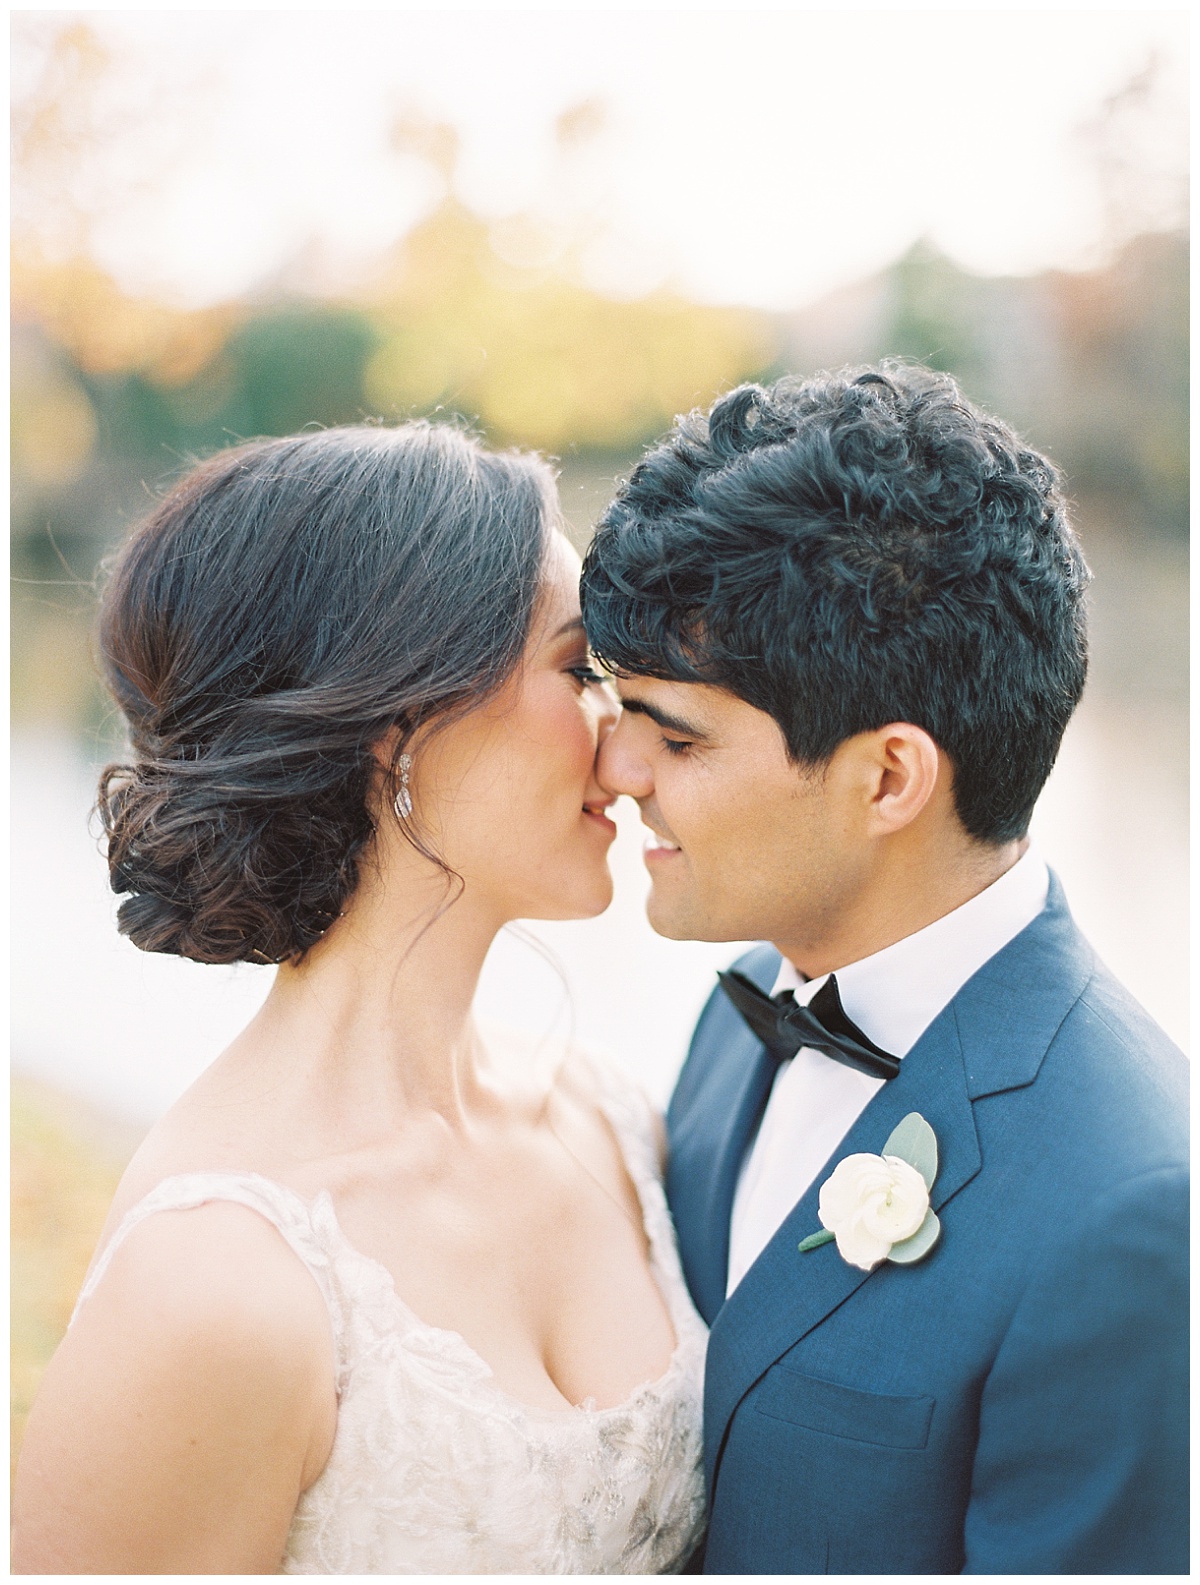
[360,200,774,452]
[12,222,1189,736]
[791,229,1189,536]
[11,200,774,471]
[11,181,777,732]
[9,19,1189,736]
[12,219,1187,553]
[9,194,774,561]
[10,1079,140,1487]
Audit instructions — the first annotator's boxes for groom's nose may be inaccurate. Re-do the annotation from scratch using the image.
[596,713,654,801]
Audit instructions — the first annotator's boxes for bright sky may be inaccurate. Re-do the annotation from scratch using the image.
[17,7,1190,311]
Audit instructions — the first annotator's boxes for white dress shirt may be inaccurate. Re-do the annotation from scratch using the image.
[725,844,1050,1295]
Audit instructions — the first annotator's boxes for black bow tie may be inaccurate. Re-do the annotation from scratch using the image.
[717,968,900,1081]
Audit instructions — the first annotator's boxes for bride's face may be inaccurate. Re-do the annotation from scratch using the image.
[408,532,620,923]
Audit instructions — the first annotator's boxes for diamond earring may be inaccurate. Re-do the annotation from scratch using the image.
[393,753,413,820]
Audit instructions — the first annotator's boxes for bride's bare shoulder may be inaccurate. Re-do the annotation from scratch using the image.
[94,1049,306,1241]
[82,1196,330,1336]
[94,1112,244,1247]
[14,1196,337,1573]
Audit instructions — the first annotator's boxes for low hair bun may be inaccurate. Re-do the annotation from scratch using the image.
[95,424,553,964]
[97,752,371,964]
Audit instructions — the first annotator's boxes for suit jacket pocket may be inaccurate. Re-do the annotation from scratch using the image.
[752,1363,935,1449]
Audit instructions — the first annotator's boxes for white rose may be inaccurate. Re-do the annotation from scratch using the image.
[817,1152,930,1271]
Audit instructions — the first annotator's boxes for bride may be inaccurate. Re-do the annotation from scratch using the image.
[11,423,707,1574]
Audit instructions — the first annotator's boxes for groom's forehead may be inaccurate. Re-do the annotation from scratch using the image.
[614,674,766,736]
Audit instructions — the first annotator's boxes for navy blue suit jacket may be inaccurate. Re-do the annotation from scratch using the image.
[667,876,1188,1574]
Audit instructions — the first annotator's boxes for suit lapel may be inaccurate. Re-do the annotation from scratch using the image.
[957,871,1092,1099]
[672,944,782,1324]
[689,1037,778,1322]
[704,1002,981,1492]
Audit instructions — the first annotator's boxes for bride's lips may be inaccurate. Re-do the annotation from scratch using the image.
[582,799,617,837]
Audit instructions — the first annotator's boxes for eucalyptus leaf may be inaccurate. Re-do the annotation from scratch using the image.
[886,1208,941,1265]
[798,1229,836,1253]
[882,1112,938,1190]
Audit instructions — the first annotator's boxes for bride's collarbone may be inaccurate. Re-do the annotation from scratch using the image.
[102,1074,675,1413]
[326,1149,678,1412]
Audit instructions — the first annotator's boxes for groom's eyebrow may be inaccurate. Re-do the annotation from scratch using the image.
[619,695,710,741]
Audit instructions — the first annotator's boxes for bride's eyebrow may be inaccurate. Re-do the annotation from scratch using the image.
[551,618,587,640]
[619,696,710,742]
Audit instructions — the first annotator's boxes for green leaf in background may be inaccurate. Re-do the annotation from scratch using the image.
[883,1112,938,1190]
[887,1208,941,1265]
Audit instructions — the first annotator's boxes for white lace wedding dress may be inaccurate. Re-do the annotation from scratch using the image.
[73,1053,708,1574]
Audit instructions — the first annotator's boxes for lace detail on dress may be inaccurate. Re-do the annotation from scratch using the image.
[73,1052,708,1575]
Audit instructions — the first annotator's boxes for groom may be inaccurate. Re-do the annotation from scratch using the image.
[581,365,1188,1574]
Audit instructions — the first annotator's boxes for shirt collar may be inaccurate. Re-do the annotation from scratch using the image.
[771,843,1050,1059]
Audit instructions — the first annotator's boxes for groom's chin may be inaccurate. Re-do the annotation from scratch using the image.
[645,886,685,939]
[644,893,728,944]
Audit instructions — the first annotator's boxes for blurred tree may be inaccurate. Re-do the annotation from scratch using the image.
[358,109,773,451]
[11,329,98,496]
[1043,230,1187,532]
[883,240,981,382]
[198,308,381,442]
[12,18,114,258]
[362,197,772,452]
[781,230,1187,538]
[1078,52,1188,249]
[12,14,206,268]
[12,255,234,386]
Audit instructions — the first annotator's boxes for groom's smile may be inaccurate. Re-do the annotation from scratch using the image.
[596,675,860,958]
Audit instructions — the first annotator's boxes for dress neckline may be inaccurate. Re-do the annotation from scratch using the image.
[305,1180,685,1422]
[89,1059,691,1423]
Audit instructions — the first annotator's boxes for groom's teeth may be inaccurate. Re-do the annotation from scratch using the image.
[645,834,681,853]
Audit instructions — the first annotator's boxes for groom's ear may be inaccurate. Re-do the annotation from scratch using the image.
[850,723,943,838]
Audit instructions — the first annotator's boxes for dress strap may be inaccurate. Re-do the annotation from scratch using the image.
[72,1171,349,1389]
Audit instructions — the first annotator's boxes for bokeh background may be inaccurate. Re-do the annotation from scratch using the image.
[11,9,1188,1476]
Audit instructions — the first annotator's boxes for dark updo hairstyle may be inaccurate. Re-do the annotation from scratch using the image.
[582,363,1090,845]
[97,422,556,965]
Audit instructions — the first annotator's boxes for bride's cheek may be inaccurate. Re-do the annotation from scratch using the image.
[545,692,597,769]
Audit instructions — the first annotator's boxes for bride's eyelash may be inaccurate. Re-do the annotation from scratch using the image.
[569,665,606,686]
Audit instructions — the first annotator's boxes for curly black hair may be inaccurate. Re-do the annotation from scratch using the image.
[580,364,1090,844]
[97,422,555,964]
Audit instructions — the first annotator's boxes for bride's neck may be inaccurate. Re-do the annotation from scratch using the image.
[247,850,506,1122]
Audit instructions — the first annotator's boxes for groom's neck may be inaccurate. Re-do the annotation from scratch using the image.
[775,833,1026,981]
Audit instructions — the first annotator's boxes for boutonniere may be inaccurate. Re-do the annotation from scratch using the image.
[798,1112,941,1271]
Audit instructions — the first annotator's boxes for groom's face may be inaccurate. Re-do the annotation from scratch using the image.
[597,675,871,959]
